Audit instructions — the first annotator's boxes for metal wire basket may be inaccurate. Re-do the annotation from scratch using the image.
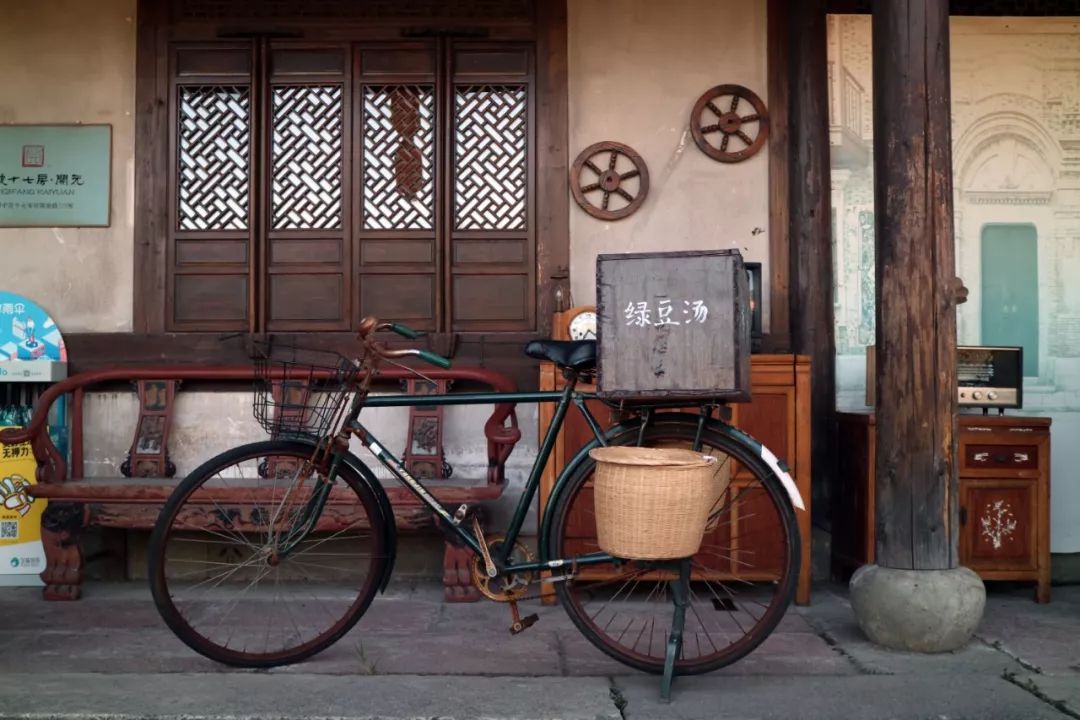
[252,341,362,440]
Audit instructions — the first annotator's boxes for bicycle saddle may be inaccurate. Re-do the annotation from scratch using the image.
[524,340,596,371]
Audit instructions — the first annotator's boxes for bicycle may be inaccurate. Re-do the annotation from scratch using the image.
[148,316,803,684]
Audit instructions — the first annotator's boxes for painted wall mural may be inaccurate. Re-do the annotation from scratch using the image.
[827,16,1080,552]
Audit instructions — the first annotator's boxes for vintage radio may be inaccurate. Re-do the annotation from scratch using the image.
[865,345,1022,409]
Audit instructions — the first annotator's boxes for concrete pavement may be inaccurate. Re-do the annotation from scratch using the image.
[0,581,1077,719]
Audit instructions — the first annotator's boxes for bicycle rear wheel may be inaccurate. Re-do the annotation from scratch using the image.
[148,440,389,667]
[547,417,800,675]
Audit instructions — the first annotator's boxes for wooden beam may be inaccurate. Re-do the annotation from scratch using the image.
[133,0,169,333]
[767,0,790,349]
[62,331,543,390]
[830,0,1080,14]
[871,0,959,571]
[787,0,837,530]
[535,0,570,337]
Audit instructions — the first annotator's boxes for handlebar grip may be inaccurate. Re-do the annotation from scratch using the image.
[389,322,421,339]
[417,350,452,369]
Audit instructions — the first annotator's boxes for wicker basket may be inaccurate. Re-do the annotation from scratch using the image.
[589,446,728,560]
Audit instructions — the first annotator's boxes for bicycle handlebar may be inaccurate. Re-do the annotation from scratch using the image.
[389,322,421,339]
[416,349,452,369]
[357,316,452,370]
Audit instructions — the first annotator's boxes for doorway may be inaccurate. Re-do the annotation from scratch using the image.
[981,224,1039,376]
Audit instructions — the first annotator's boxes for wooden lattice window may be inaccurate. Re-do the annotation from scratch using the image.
[169,46,255,330]
[166,41,534,333]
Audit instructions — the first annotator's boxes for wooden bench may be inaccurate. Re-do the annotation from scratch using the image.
[0,364,521,602]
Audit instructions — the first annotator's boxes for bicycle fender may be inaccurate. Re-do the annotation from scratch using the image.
[716,422,806,511]
[759,444,805,510]
[340,451,398,592]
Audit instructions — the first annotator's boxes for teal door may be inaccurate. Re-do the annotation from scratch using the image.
[981,224,1039,376]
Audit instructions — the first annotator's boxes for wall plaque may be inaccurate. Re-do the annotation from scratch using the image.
[0,125,111,228]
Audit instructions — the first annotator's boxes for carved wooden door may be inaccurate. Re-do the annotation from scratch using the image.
[167,40,534,333]
[355,42,534,333]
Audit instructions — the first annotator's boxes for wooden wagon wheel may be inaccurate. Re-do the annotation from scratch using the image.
[690,84,769,163]
[570,141,650,221]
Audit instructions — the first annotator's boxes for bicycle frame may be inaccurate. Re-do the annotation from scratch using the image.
[333,372,721,579]
[347,375,593,575]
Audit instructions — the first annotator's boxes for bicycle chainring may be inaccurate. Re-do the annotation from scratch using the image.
[470,535,536,602]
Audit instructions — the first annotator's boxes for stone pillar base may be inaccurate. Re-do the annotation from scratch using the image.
[850,564,986,652]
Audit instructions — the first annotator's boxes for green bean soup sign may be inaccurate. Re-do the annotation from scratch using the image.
[0,125,111,227]
[596,250,752,400]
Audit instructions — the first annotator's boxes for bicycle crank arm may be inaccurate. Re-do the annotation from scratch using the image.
[472,516,498,578]
[507,598,538,635]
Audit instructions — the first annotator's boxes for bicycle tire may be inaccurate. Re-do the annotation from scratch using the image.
[546,416,800,675]
[148,439,389,668]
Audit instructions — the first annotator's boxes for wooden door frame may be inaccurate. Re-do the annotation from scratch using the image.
[123,0,568,381]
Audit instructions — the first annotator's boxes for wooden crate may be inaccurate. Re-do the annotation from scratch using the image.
[596,250,751,400]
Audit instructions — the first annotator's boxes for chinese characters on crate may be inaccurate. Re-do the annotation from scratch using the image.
[623,299,709,328]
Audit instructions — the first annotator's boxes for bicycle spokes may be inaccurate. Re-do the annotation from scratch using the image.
[150,443,388,666]
[551,421,799,675]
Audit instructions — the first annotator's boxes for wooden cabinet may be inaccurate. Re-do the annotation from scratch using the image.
[537,354,812,605]
[834,412,1051,602]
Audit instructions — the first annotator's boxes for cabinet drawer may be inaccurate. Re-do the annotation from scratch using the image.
[962,444,1038,472]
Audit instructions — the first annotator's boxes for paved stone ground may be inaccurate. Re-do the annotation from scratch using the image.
[0,581,1077,719]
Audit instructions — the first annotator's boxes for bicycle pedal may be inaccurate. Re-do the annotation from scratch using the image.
[510,613,539,635]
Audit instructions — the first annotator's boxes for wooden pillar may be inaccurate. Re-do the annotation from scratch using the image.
[871,0,959,571]
[787,0,836,528]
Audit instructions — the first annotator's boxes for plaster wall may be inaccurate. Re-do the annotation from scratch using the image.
[567,0,772,324]
[2,0,773,570]
[2,0,774,331]
[0,0,136,332]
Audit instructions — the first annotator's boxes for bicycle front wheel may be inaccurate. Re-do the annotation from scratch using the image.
[547,417,800,675]
[148,440,389,667]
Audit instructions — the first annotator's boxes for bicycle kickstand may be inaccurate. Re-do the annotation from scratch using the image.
[661,557,692,702]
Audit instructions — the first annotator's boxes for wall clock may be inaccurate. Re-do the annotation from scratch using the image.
[554,305,597,341]
[568,308,597,340]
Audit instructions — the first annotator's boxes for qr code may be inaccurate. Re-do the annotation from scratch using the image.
[0,521,17,540]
